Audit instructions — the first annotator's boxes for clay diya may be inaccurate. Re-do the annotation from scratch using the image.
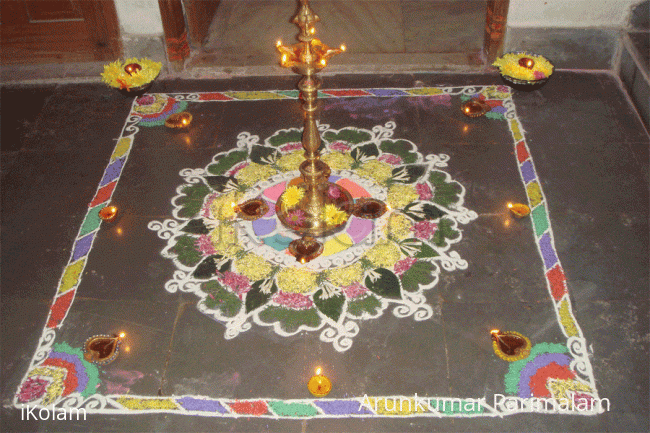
[461,98,491,118]
[235,198,269,221]
[289,236,324,263]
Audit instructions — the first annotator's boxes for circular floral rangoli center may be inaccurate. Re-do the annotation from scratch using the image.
[149,122,477,351]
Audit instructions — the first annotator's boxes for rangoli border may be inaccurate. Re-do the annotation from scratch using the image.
[11,86,602,419]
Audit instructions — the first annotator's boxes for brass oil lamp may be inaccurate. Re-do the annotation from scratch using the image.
[250,0,387,262]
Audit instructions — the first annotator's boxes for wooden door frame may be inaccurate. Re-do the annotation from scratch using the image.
[484,0,510,63]
[1,0,121,64]
[158,0,220,69]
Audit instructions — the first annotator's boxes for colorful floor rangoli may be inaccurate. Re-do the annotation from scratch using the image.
[148,121,476,352]
[13,85,604,418]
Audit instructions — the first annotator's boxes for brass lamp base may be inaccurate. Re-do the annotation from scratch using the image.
[276,182,354,237]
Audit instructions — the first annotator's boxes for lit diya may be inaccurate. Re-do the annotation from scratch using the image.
[83,332,126,365]
[461,98,491,118]
[518,57,535,69]
[490,329,531,362]
[124,63,142,76]
[308,367,332,397]
[289,236,324,264]
[507,202,530,218]
[98,205,118,222]
[165,112,193,129]
[235,198,268,221]
[493,52,554,91]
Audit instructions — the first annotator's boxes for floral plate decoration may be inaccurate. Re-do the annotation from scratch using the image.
[101,57,162,96]
[149,121,477,351]
[493,52,554,91]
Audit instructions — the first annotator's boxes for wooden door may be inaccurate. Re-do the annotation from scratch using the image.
[1,0,121,64]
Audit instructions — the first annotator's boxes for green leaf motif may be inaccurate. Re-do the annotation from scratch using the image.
[350,143,379,162]
[364,268,401,299]
[250,145,279,165]
[193,255,230,279]
[323,128,372,145]
[431,218,460,247]
[177,183,211,218]
[245,279,277,313]
[347,295,382,317]
[399,238,439,258]
[258,306,321,334]
[170,235,203,267]
[379,139,417,164]
[429,171,462,208]
[205,176,238,193]
[391,164,427,184]
[403,202,446,221]
[202,280,242,317]
[267,129,302,147]
[415,242,439,258]
[181,219,210,235]
[206,151,247,175]
[193,256,217,279]
[313,289,345,323]
[400,261,436,292]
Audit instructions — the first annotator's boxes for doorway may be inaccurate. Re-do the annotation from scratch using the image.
[173,0,508,72]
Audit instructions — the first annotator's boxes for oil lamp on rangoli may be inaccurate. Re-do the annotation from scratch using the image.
[236,0,387,263]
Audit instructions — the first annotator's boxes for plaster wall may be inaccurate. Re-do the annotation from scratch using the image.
[507,0,641,28]
[114,0,164,35]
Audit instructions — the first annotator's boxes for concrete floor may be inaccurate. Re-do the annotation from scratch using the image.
[1,71,648,432]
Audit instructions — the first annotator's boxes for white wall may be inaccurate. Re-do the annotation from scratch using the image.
[507,0,642,28]
[114,0,164,35]
[112,0,643,36]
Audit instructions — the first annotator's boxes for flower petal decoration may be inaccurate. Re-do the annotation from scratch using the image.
[492,52,554,82]
[101,57,161,90]
[149,122,477,352]
[281,185,305,209]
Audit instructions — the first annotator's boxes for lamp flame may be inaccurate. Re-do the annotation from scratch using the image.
[315,367,322,375]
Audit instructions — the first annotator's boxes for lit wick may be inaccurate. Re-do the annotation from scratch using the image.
[165,112,193,129]
[460,98,491,118]
[99,205,118,222]
[124,63,142,76]
[308,367,332,397]
[507,202,530,217]
[518,57,535,69]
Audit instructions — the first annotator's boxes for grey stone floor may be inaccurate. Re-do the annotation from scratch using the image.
[1,72,648,432]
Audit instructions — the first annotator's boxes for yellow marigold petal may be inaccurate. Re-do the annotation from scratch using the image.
[326,262,363,286]
[323,204,348,226]
[210,191,242,220]
[276,267,317,293]
[210,224,242,257]
[276,151,305,171]
[356,160,393,184]
[321,152,354,170]
[363,239,402,268]
[235,163,277,186]
[385,213,413,240]
[235,253,273,281]
[282,185,305,208]
[387,184,419,209]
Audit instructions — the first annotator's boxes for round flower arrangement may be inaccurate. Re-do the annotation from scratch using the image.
[101,57,162,93]
[149,122,477,351]
[493,52,554,90]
